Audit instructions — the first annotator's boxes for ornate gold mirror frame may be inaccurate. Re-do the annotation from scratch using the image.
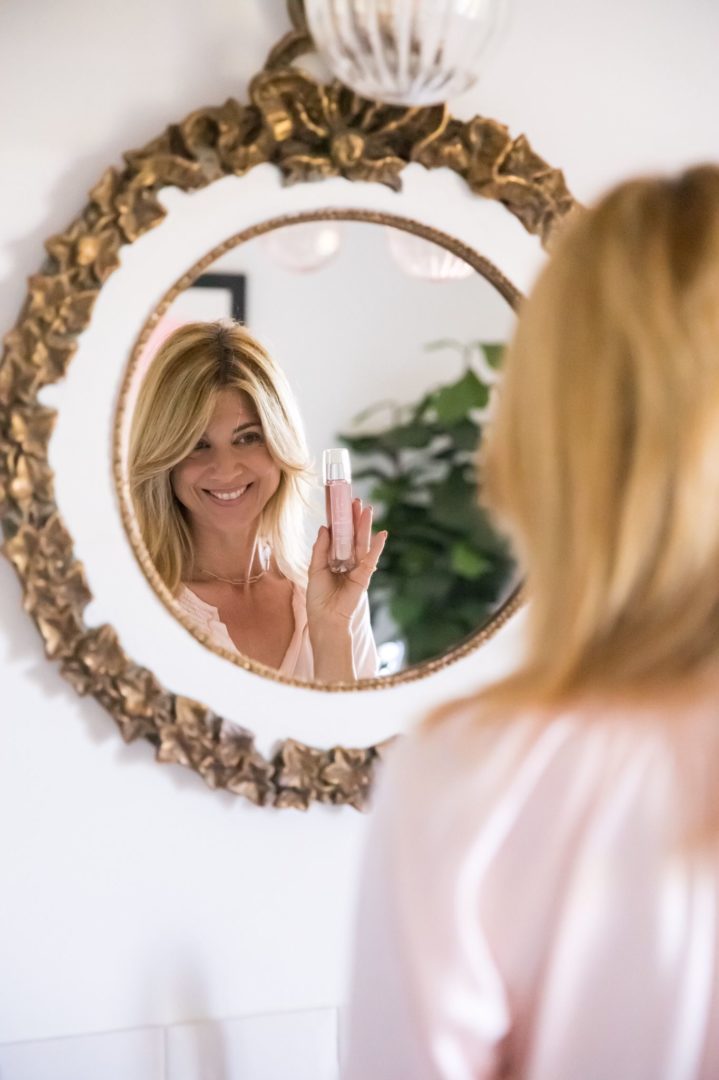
[0,0,577,809]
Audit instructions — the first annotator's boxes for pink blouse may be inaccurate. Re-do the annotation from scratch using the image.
[344,697,719,1079]
[175,582,379,680]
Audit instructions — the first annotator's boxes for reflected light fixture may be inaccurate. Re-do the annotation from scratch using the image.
[260,221,343,272]
[305,0,502,107]
[385,227,475,281]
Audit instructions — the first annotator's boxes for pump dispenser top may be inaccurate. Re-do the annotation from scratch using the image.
[322,447,352,484]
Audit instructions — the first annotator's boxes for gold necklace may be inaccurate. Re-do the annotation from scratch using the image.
[196,565,269,586]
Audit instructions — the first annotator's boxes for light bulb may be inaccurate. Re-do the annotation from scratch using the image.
[305,0,502,107]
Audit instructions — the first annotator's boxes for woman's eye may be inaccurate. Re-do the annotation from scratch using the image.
[193,440,209,451]
[235,431,263,446]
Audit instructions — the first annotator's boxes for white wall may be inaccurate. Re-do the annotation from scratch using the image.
[1,0,718,1075]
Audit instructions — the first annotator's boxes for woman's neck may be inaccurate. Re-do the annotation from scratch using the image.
[187,524,268,584]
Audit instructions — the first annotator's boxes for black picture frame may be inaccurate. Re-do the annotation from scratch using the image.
[192,272,247,323]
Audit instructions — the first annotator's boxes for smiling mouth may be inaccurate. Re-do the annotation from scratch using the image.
[204,484,250,504]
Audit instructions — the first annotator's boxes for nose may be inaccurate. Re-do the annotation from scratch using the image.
[205,443,247,482]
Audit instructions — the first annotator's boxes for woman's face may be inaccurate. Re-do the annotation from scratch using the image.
[171,388,282,534]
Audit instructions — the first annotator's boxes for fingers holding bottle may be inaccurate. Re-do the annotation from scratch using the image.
[308,523,331,578]
[349,516,388,591]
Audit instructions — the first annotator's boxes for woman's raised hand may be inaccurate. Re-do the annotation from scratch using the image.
[306,499,387,632]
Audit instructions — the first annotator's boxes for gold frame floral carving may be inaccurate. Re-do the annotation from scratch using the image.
[0,1,576,810]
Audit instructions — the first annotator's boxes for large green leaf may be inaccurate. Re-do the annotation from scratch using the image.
[340,432,396,456]
[479,342,504,370]
[382,421,435,450]
[433,369,489,425]
[428,467,479,532]
[450,542,492,580]
[445,418,481,452]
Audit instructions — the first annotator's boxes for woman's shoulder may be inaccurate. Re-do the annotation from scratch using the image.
[375,693,701,842]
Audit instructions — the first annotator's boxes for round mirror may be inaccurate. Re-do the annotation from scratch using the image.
[114,210,520,688]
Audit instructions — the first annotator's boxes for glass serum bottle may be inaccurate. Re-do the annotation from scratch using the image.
[323,448,356,574]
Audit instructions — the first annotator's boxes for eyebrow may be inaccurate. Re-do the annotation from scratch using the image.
[197,420,261,442]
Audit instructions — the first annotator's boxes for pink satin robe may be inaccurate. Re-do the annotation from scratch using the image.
[344,697,719,1079]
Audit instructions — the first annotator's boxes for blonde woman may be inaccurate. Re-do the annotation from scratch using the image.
[344,166,719,1078]
[129,321,385,682]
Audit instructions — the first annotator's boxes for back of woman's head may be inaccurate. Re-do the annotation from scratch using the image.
[483,165,719,705]
[128,321,312,592]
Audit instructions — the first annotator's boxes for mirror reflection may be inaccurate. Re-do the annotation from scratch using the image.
[117,215,519,686]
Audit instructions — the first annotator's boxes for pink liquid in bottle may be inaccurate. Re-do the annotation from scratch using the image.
[323,448,356,574]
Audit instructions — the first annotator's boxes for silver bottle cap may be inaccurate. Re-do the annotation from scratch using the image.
[322,447,351,483]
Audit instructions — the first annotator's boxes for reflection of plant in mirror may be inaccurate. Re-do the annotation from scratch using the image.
[340,341,515,666]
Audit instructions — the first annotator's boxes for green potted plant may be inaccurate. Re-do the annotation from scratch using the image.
[340,340,516,666]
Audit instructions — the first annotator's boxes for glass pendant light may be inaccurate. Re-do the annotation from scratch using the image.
[261,221,342,273]
[386,228,474,281]
[305,0,501,107]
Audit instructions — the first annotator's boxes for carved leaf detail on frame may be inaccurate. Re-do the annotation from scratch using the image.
[251,70,448,191]
[156,696,276,805]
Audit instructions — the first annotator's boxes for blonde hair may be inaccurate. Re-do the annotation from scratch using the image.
[128,321,312,593]
[481,165,719,708]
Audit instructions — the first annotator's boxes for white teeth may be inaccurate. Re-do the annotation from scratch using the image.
[209,486,248,501]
